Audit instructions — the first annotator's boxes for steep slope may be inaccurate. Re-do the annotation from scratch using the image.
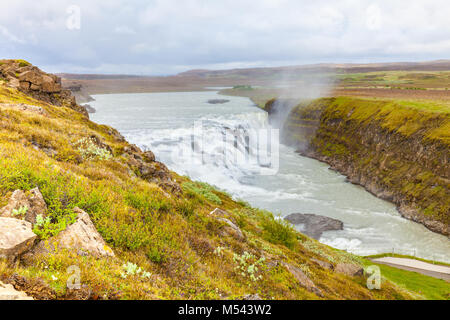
[0,61,437,300]
[267,97,449,236]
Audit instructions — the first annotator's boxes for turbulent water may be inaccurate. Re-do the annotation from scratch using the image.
[90,91,450,263]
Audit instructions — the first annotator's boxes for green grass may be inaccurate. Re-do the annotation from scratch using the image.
[182,181,222,205]
[364,261,450,300]
[365,253,450,267]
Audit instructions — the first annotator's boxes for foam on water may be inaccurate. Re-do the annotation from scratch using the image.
[90,91,450,263]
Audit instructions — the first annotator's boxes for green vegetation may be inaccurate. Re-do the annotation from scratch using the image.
[259,212,298,249]
[232,85,253,90]
[361,260,450,300]
[182,181,222,205]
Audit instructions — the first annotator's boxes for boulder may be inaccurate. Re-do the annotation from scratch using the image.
[34,207,114,258]
[282,262,323,297]
[311,258,333,270]
[210,208,244,240]
[207,99,230,104]
[81,104,96,114]
[19,81,30,90]
[335,263,364,277]
[0,218,37,261]
[0,188,47,225]
[284,213,343,239]
[18,70,43,85]
[0,281,33,300]
[41,75,61,93]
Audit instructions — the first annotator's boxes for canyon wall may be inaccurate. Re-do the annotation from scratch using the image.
[266,97,449,236]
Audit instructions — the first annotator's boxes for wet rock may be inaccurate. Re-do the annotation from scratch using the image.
[0,218,37,261]
[282,262,323,297]
[335,263,364,277]
[207,99,230,104]
[33,207,114,258]
[0,281,33,300]
[82,104,96,113]
[0,188,47,225]
[284,213,343,239]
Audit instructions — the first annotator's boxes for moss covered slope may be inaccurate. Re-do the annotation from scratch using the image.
[277,97,449,236]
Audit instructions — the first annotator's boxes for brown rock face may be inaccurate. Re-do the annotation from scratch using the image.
[0,59,88,117]
[33,207,114,258]
[0,218,37,261]
[123,144,181,194]
[335,263,364,277]
[282,262,323,297]
[0,188,47,225]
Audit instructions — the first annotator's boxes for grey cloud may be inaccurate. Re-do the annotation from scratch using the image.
[1,0,449,74]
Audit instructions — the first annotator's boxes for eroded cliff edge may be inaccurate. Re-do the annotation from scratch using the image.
[266,97,449,236]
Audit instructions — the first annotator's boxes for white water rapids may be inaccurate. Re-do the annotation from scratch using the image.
[90,91,450,263]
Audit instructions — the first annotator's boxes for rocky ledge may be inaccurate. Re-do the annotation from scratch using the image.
[0,59,88,117]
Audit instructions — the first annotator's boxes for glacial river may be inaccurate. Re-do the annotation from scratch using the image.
[90,91,450,263]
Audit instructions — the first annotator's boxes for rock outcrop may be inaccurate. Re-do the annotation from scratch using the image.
[0,59,88,117]
[82,104,96,113]
[210,208,245,240]
[284,213,344,240]
[335,263,364,277]
[0,281,33,300]
[0,188,47,225]
[0,103,47,116]
[123,144,181,194]
[0,218,37,261]
[282,262,323,297]
[207,99,230,104]
[62,81,95,104]
[33,207,114,258]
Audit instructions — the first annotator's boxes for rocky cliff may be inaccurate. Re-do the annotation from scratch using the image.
[266,97,449,236]
[0,59,88,117]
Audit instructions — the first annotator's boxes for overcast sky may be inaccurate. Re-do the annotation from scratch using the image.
[1,0,449,75]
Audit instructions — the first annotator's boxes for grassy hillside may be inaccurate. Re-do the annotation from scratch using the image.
[0,63,447,300]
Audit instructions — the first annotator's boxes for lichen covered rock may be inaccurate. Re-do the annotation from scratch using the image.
[0,217,37,261]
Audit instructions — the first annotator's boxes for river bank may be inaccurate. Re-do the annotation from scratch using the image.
[264,97,449,236]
